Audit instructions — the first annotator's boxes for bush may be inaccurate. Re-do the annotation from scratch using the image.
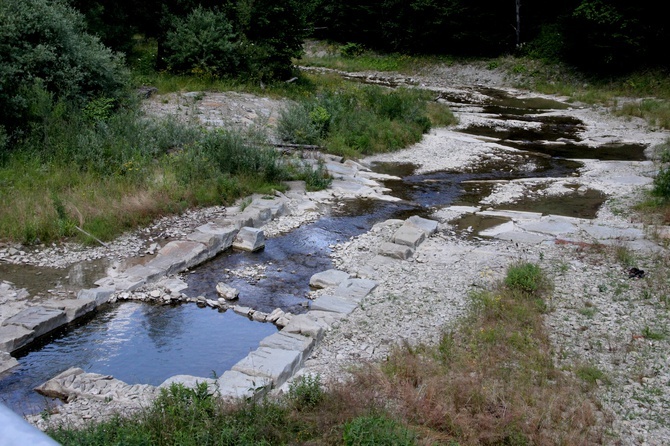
[164,7,239,77]
[287,374,324,411]
[504,262,548,295]
[0,0,128,142]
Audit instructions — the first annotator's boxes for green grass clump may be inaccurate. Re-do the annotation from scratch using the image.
[504,261,550,294]
[342,414,417,446]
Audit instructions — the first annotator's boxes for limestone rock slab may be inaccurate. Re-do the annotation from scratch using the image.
[217,370,271,401]
[42,298,96,323]
[233,227,265,252]
[159,375,218,394]
[379,242,414,260]
[188,222,238,251]
[259,331,315,353]
[282,314,327,339]
[148,240,209,275]
[332,278,378,302]
[310,295,358,314]
[78,287,115,305]
[405,215,439,235]
[0,351,19,374]
[392,224,426,248]
[0,325,35,353]
[2,307,67,339]
[231,347,303,387]
[309,269,350,289]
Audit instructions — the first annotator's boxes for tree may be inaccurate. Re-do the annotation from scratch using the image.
[0,0,128,143]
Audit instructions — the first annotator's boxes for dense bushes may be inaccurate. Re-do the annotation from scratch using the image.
[278,84,453,157]
[0,0,128,143]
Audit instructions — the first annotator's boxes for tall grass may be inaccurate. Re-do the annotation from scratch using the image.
[278,83,455,158]
[0,97,323,244]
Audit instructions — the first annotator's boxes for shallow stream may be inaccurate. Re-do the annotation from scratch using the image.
[0,85,647,415]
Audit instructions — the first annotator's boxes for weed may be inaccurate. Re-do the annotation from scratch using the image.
[642,326,665,341]
[579,306,597,318]
[342,414,416,446]
[615,245,636,268]
[504,262,550,295]
[287,374,324,411]
[575,365,609,386]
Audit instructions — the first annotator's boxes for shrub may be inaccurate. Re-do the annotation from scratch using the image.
[287,374,324,411]
[504,262,547,294]
[0,0,128,142]
[164,7,239,77]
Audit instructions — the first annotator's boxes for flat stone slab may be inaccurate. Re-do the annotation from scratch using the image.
[42,298,96,323]
[233,227,265,252]
[309,269,350,288]
[492,231,553,244]
[581,224,645,241]
[2,307,67,339]
[379,242,414,259]
[0,325,35,353]
[159,375,218,394]
[232,347,303,386]
[392,224,426,248]
[259,331,315,353]
[331,278,378,302]
[0,351,19,374]
[477,210,543,220]
[519,217,578,236]
[77,287,116,305]
[187,222,238,250]
[311,295,358,314]
[479,221,517,237]
[217,370,271,401]
[282,314,327,340]
[147,240,209,275]
[405,216,439,235]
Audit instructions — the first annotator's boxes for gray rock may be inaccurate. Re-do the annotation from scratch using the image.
[78,287,115,306]
[405,216,439,236]
[42,298,96,323]
[332,278,378,302]
[187,222,238,251]
[0,325,35,353]
[309,269,350,289]
[0,351,19,374]
[282,314,327,339]
[2,307,67,339]
[216,282,239,300]
[159,375,218,394]
[379,242,414,259]
[310,295,358,314]
[217,370,271,401]
[259,331,315,353]
[392,224,426,248]
[233,227,265,252]
[147,240,210,275]
[232,347,304,387]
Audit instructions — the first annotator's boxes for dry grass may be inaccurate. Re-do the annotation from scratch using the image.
[304,264,608,445]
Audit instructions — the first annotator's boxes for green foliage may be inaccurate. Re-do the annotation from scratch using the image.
[340,42,365,58]
[575,364,609,386]
[342,414,417,446]
[287,374,324,411]
[278,84,437,157]
[164,7,239,77]
[504,262,548,295]
[0,0,128,141]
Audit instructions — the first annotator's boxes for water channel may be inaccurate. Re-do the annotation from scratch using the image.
[0,86,648,415]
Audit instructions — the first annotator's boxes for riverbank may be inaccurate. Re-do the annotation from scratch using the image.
[2,64,670,444]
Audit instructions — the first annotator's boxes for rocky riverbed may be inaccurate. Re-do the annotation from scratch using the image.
[2,63,670,444]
